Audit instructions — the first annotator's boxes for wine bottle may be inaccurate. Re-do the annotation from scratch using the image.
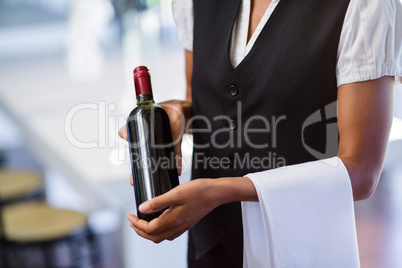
[126,66,179,221]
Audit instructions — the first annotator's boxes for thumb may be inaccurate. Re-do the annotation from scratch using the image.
[139,189,180,214]
[118,125,128,141]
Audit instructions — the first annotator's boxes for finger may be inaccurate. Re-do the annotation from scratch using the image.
[130,174,134,186]
[138,187,182,214]
[128,213,169,238]
[131,224,167,243]
[127,214,141,225]
[128,213,172,236]
[118,125,128,141]
[127,214,153,234]
[130,214,186,243]
[140,204,191,235]
[128,219,163,243]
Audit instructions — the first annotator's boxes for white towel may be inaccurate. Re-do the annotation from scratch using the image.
[241,157,360,268]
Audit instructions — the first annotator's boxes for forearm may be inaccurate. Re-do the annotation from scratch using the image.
[185,49,193,102]
[212,177,258,207]
[339,154,387,201]
[337,76,394,201]
[183,49,193,124]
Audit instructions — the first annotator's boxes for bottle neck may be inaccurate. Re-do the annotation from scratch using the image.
[133,66,154,102]
[136,94,154,104]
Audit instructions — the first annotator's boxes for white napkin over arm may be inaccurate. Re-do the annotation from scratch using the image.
[241,157,360,268]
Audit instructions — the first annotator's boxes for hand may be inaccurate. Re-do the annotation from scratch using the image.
[127,177,258,243]
[158,100,191,175]
[118,99,191,175]
[127,179,219,243]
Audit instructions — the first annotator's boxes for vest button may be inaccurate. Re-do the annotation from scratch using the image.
[229,85,239,96]
[216,225,226,237]
[229,119,237,130]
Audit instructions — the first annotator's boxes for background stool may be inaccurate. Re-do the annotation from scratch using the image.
[0,169,44,205]
[0,170,99,268]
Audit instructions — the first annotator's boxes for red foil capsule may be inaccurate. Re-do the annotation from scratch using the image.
[133,66,153,96]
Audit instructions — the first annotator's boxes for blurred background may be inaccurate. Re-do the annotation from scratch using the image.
[0,0,401,267]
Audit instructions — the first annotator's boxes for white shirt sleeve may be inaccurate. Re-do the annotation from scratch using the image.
[242,157,360,268]
[337,0,402,86]
[171,0,193,52]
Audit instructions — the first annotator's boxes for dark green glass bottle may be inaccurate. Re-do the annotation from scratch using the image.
[126,66,179,221]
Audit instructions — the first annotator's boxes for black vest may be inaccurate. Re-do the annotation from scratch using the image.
[189,0,350,265]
